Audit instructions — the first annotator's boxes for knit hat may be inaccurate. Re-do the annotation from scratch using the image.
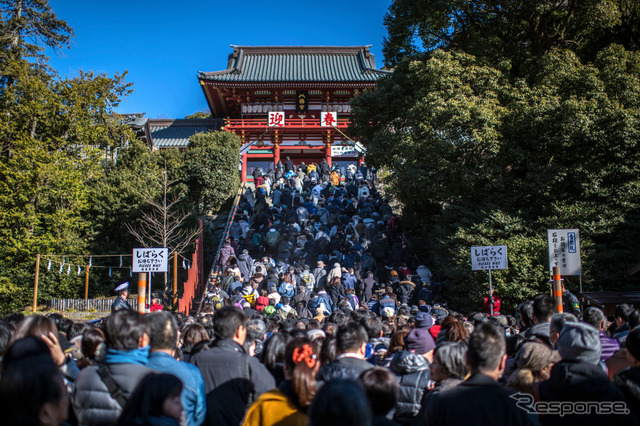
[556,322,602,364]
[415,312,434,329]
[405,328,436,354]
[515,341,561,371]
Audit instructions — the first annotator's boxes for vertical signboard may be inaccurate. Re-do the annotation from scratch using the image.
[547,229,581,275]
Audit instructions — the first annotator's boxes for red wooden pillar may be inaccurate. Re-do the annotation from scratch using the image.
[241,151,248,183]
[325,130,332,167]
[274,143,280,166]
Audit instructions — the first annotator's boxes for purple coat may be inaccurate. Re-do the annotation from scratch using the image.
[600,330,620,362]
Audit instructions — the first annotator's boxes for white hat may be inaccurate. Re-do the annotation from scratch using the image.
[114,282,130,293]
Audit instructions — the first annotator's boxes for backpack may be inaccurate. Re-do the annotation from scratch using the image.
[347,294,359,310]
[252,232,263,247]
[220,274,234,292]
[362,254,376,271]
[278,245,292,263]
[301,273,314,290]
[243,293,256,306]
[265,232,279,246]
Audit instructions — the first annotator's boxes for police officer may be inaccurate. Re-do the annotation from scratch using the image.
[111,282,132,312]
[562,281,581,316]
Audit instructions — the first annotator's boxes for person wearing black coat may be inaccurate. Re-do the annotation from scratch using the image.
[327,279,346,307]
[389,351,430,425]
[317,323,373,384]
[191,307,275,426]
[538,322,636,426]
[416,322,539,426]
[284,156,295,172]
[614,327,640,423]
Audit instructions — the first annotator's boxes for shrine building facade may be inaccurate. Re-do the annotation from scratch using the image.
[198,45,389,181]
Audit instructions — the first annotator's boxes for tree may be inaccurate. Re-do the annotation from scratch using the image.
[0,0,134,313]
[124,165,199,291]
[0,0,73,59]
[183,130,241,215]
[185,111,212,119]
[351,46,640,312]
[382,0,639,70]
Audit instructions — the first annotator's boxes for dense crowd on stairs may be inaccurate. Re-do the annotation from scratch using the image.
[1,159,640,426]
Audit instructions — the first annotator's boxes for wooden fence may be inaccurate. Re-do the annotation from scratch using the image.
[47,298,138,312]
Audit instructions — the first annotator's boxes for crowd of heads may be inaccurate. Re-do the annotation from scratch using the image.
[1,163,640,425]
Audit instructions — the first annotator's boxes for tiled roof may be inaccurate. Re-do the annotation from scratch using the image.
[149,119,224,148]
[199,46,391,83]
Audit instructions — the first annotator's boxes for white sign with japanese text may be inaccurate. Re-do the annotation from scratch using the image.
[330,145,359,157]
[471,246,508,271]
[548,229,581,275]
[268,111,285,127]
[321,112,338,127]
[133,248,168,273]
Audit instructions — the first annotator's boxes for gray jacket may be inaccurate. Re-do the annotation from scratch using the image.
[72,362,157,426]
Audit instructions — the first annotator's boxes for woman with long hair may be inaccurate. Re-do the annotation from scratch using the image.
[243,338,320,426]
[76,327,105,369]
[261,332,292,386]
[179,323,209,363]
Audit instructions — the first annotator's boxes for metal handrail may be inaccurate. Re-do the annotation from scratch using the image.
[196,181,246,315]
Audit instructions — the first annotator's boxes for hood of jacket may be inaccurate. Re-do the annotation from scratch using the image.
[389,350,429,375]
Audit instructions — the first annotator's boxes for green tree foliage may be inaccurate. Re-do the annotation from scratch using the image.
[0,0,133,313]
[183,130,241,215]
[185,111,212,119]
[0,1,242,313]
[382,0,640,70]
[351,45,640,312]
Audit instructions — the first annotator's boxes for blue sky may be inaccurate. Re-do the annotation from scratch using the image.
[47,1,392,118]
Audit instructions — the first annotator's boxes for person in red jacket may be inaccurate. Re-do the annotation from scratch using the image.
[149,296,163,312]
[483,290,501,316]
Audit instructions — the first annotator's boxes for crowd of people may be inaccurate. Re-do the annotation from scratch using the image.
[1,160,640,426]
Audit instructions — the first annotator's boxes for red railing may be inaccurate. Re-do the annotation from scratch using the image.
[178,220,204,315]
[225,118,350,130]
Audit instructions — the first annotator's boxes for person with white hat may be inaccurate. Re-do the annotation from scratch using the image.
[111,282,132,313]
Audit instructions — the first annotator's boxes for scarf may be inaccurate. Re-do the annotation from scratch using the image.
[105,346,149,366]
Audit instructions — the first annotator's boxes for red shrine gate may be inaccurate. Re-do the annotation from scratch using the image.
[197,45,389,181]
